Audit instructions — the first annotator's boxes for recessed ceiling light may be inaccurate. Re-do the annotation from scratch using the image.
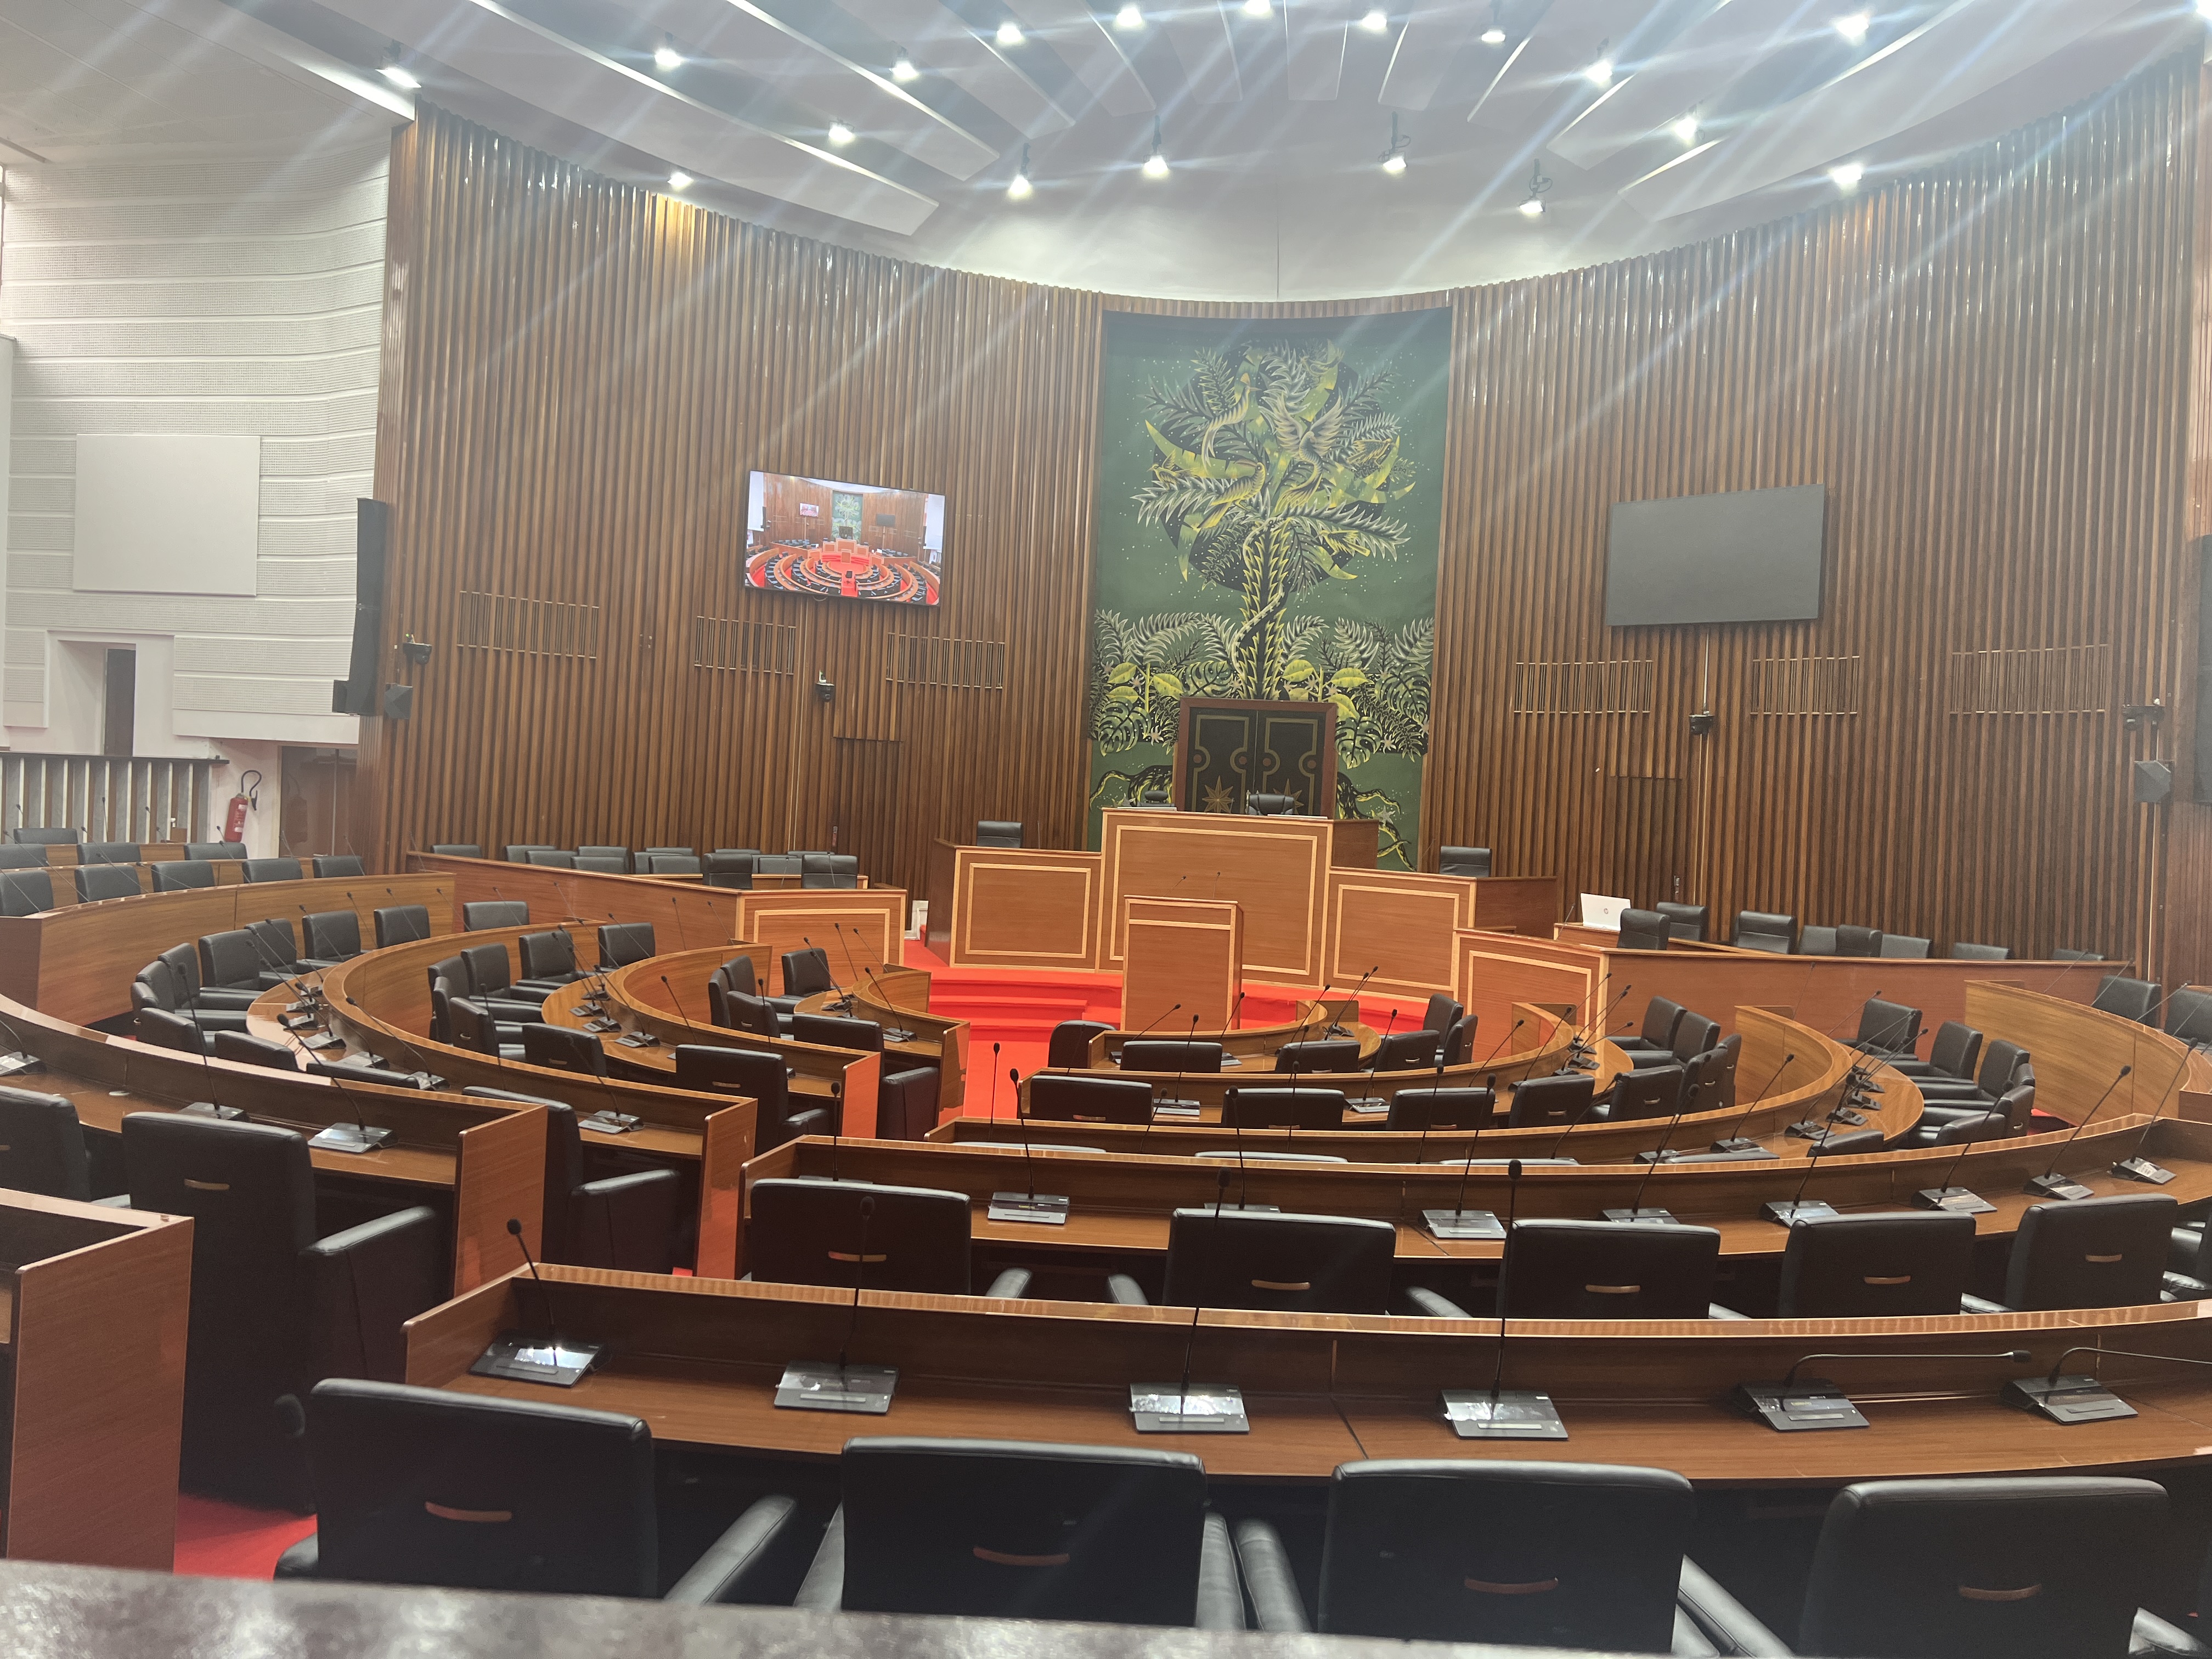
[1829,160,1864,189]
[1670,113,1698,145]
[1115,3,1144,27]
[1518,196,1544,217]
[1582,54,1613,86]
[1832,11,1870,44]
[1361,9,1390,32]
[1480,24,1505,44]
[829,122,855,145]
[653,43,682,70]
[1242,0,1271,16]
[668,170,693,190]
[891,52,919,81]
[996,19,1024,45]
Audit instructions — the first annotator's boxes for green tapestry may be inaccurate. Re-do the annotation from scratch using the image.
[1086,311,1452,868]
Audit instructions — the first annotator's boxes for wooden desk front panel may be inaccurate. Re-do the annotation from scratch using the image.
[1469,876,1563,938]
[1100,809,1328,983]
[945,845,1103,970]
[734,889,905,996]
[407,854,749,947]
[1121,896,1242,1032]
[1458,935,1595,1032]
[1328,818,1379,869]
[1965,982,2212,1120]
[1324,869,1470,999]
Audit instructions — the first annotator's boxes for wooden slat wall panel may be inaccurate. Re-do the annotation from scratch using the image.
[368,62,2204,982]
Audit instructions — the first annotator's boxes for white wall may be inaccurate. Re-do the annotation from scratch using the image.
[0,143,386,753]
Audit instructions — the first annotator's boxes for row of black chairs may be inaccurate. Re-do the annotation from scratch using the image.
[432,842,862,888]
[1,854,365,917]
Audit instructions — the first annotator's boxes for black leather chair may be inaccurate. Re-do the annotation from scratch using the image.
[1499,1220,1726,1320]
[275,1379,793,1601]
[428,843,484,859]
[877,1068,941,1140]
[119,1113,443,1510]
[1421,993,1464,1034]
[1370,1029,1443,1069]
[1798,926,1839,957]
[1439,1014,1480,1066]
[1222,1087,1348,1129]
[747,1179,1030,1296]
[646,852,703,876]
[1276,1038,1358,1075]
[974,821,1023,848]
[1881,933,1933,957]
[1767,1211,1976,1317]
[242,857,304,883]
[0,843,47,868]
[1834,924,1882,956]
[2092,974,2162,1026]
[1677,1476,2170,1659]
[780,946,834,998]
[1245,793,1297,815]
[1438,847,1492,878]
[526,849,578,868]
[1384,1087,1494,1131]
[1654,901,1707,941]
[462,900,529,930]
[136,1006,215,1054]
[579,854,628,874]
[1,870,55,916]
[1122,1039,1223,1074]
[449,996,526,1060]
[577,845,630,871]
[516,929,583,992]
[302,909,363,964]
[74,862,141,902]
[1847,995,1922,1056]
[1506,1073,1594,1130]
[641,847,693,860]
[523,1023,608,1077]
[1048,1019,1113,1069]
[1598,1062,1685,1122]
[801,854,860,889]
[185,840,249,861]
[374,904,431,947]
[160,941,258,1011]
[1961,1194,2175,1313]
[459,1088,684,1267]
[212,1031,302,1071]
[312,855,365,878]
[792,1012,883,1052]
[1238,1459,1695,1650]
[1685,1034,1740,1113]
[796,1437,1239,1628]
[130,963,246,1043]
[461,941,546,1020]
[80,839,139,864]
[1029,1074,1153,1125]
[1731,910,1796,953]
[2053,946,2105,962]
[1113,1209,1395,1313]
[8,826,81,845]
[672,1045,830,1149]
[1950,939,2011,960]
[599,922,656,969]
[200,928,275,997]
[715,989,782,1039]
[153,860,219,892]
[1916,1037,2030,1107]
[1895,1020,1984,1083]
[1616,908,1671,951]
[0,1086,98,1199]
[504,845,556,863]
[1664,1011,1721,1063]
[702,851,754,890]
[1616,996,1686,1058]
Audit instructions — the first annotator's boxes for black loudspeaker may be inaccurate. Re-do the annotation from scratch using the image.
[337,499,390,718]
[2197,537,2212,803]
[381,683,414,721]
[2135,759,2172,805]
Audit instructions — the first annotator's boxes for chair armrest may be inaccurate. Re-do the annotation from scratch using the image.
[1400,1285,1474,1318]
[303,1206,446,1383]
[274,1533,319,1580]
[2134,1607,2212,1655]
[785,1109,830,1138]
[983,1268,1032,1299]
[92,1192,134,1208]
[196,989,262,1011]
[793,1507,844,1611]
[663,1494,799,1605]
[1105,1273,1149,1306]
[1959,1292,2008,1314]
[1232,1517,1309,1633]
[1707,1304,1752,1320]
[483,1000,546,1024]
[1197,1511,1245,1630]
[1677,1557,1793,1655]
[572,1169,681,1273]
[1914,1105,1998,1127]
[178,1009,252,1032]
[2173,1227,2208,1276]
[2163,1272,2211,1302]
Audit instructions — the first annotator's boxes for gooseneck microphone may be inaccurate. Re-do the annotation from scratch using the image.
[1781,1348,2030,1390]
[2113,1045,2194,1183]
[1489,1160,1526,1402]
[1012,1065,1040,1200]
[828,927,868,1013]
[2027,1065,2131,1199]
[659,973,700,1032]
[1714,1053,1797,1152]
[1329,967,1380,1039]
[1611,1094,1689,1222]
[470,1216,603,1385]
[836,1194,876,1380]
[1120,1001,1186,1059]
[1172,1172,1231,1423]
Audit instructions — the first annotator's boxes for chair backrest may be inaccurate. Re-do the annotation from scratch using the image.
[1161,1209,1394,1312]
[463,900,529,930]
[1120,1040,1223,1075]
[702,851,754,889]
[1775,1211,1976,1316]
[1372,1030,1443,1070]
[1976,1038,2029,1094]
[135,1006,205,1053]
[1502,1220,1719,1319]
[1615,909,1671,951]
[0,1086,91,1200]
[1834,924,1882,956]
[518,929,576,982]
[1669,1011,1721,1062]
[1926,1021,1984,1080]
[1245,793,1297,816]
[709,953,758,1001]
[792,1012,883,1052]
[973,821,1023,848]
[302,1378,659,1598]
[1028,1075,1153,1125]
[748,1179,974,1293]
[2167,986,2212,1045]
[153,860,219,892]
[0,844,47,869]
[1697,1032,1742,1111]
[241,857,303,883]
[1604,1063,1685,1122]
[835,1436,1207,1624]
[1276,1039,1358,1075]
[1949,940,2011,960]
[76,862,142,902]
[2052,946,2104,962]
[780,946,834,996]
[575,846,630,871]
[524,850,577,868]
[877,1068,939,1141]
[597,922,656,968]
[1419,994,1463,1035]
[671,1045,787,1125]
[304,910,362,961]
[719,989,780,1039]
[200,928,266,990]
[1731,910,1796,952]
[312,855,365,878]
[1505,1073,1594,1129]
[445,997,504,1057]
[184,840,249,860]
[1854,996,1922,1054]
[523,1023,608,1077]
[374,905,431,948]
[251,916,304,974]
[755,853,802,877]
[1798,925,1838,957]
[80,840,140,865]
[1797,1476,2165,1659]
[1437,846,1491,878]
[1384,1087,1493,1132]
[646,852,702,876]
[1635,996,1686,1048]
[9,827,81,845]
[428,844,484,859]
[1047,1020,1111,1069]
[503,845,556,862]
[2091,974,2161,1025]
[158,943,205,1000]
[460,941,512,995]
[211,1031,301,1071]
[800,853,859,889]
[575,855,627,873]
[1881,933,1933,958]
[1440,1015,1480,1066]
[1222,1087,1348,1129]
[1654,901,1707,941]
[640,847,692,857]
[2002,1193,2175,1311]
[1313,1459,1695,1650]
[0,870,54,916]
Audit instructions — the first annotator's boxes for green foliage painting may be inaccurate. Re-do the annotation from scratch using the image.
[1087,312,1450,867]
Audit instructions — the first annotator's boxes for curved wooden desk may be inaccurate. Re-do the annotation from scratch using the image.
[1966,981,2212,1120]
[1086,1002,1380,1068]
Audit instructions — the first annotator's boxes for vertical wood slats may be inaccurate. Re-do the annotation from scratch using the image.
[367,63,2207,981]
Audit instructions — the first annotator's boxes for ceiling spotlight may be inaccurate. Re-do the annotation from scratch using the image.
[668,170,693,190]
[2199,0,2212,19]
[1115,3,1144,27]
[1518,196,1544,218]
[1519,157,1551,217]
[996,19,1024,45]
[653,41,682,70]
[1829,160,1864,189]
[1670,111,1698,145]
[1361,9,1390,32]
[379,60,421,90]
[1242,0,1271,15]
[1832,10,1871,43]
[1380,112,1411,174]
[1143,117,1169,177]
[1479,2,1504,44]
[891,50,919,81]
[1582,44,1613,86]
[1008,143,1033,199]
[828,121,855,145]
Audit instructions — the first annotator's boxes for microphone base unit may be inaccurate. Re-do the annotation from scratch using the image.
[1442,1389,1567,1440]
[1827,1107,1868,1126]
[1631,1148,1681,1164]
[2002,1374,2137,1423]
[1784,1119,1830,1139]
[1732,1379,1869,1432]
[2113,1156,2176,1185]
[580,1110,641,1135]
[309,1124,394,1154]
[1152,1100,1203,1120]
[1130,1383,1248,1434]
[471,1332,602,1389]
[1601,1206,1677,1224]
[182,1101,247,1121]
[0,1052,44,1077]
[1913,1186,1997,1215]
[1709,1136,1763,1153]
[300,1032,346,1053]
[987,1192,1070,1226]
[2024,1172,2096,1201]
[615,1033,661,1049]
[1423,1207,1505,1240]
[1762,1199,1841,1228]
[1348,1097,1387,1115]
[775,1361,896,1414]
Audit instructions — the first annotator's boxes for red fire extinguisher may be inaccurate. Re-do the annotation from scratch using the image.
[223,769,261,843]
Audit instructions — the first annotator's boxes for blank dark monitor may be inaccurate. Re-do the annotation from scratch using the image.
[1605,484,1826,627]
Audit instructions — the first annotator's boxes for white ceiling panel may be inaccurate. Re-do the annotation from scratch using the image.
[1284,0,1348,103]
[831,0,1073,135]
[1159,0,1241,105]
[1378,1,1481,110]
[1005,0,1153,117]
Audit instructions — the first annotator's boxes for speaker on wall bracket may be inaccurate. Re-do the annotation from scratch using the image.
[2134,759,2172,806]
[382,684,414,721]
[334,499,390,717]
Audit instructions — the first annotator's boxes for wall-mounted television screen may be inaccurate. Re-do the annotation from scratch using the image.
[1604,483,1825,627]
[745,470,944,606]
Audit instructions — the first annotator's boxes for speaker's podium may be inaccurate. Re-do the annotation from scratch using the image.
[1119,895,1244,1032]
